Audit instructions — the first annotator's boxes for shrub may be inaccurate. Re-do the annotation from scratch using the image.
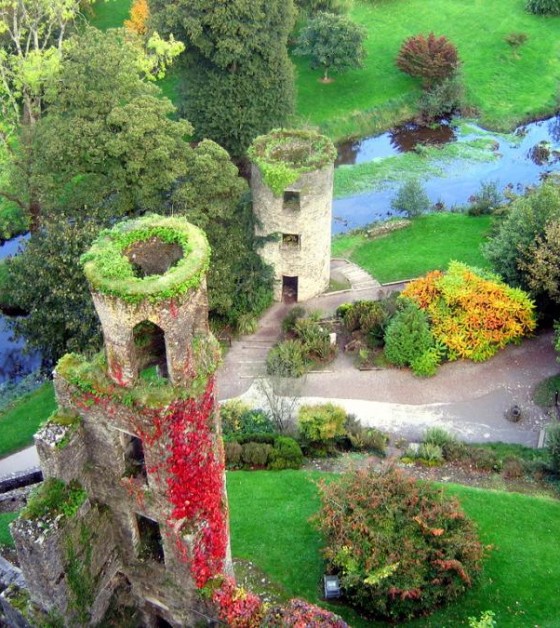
[222,403,275,438]
[241,442,273,467]
[410,347,441,377]
[268,436,304,470]
[526,0,560,14]
[442,439,469,462]
[212,576,264,627]
[294,317,334,362]
[221,400,252,435]
[467,181,502,216]
[423,427,457,448]
[418,74,464,122]
[384,301,435,369]
[546,423,560,475]
[263,598,348,626]
[298,403,347,447]
[348,427,388,454]
[224,441,243,467]
[396,33,460,88]
[314,468,485,621]
[282,306,307,334]
[468,447,502,472]
[267,340,308,377]
[417,442,444,465]
[402,262,536,362]
[340,298,396,347]
[390,179,430,218]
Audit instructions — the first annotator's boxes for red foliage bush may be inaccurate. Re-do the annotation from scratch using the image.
[314,468,485,621]
[263,598,348,626]
[396,33,459,87]
[212,577,264,628]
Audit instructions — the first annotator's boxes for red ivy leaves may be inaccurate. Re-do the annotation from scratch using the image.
[165,378,228,587]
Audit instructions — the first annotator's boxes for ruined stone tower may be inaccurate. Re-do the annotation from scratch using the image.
[249,129,336,302]
[5,215,231,627]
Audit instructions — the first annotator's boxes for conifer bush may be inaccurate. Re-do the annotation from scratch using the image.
[314,469,485,621]
[526,0,560,14]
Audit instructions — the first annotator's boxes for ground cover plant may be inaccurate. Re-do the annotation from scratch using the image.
[0,382,55,458]
[332,214,492,283]
[227,470,560,627]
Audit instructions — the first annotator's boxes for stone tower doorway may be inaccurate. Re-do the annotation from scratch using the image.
[282,275,298,303]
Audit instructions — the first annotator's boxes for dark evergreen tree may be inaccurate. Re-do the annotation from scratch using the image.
[150,0,295,157]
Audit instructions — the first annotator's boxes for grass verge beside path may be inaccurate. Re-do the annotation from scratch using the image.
[332,214,492,283]
[0,512,18,547]
[227,470,560,628]
[0,382,55,459]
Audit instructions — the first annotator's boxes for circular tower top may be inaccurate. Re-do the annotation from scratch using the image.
[248,128,336,197]
[81,214,210,304]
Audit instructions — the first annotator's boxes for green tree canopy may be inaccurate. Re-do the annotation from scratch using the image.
[30,27,192,220]
[150,0,295,156]
[483,183,560,290]
[295,11,367,81]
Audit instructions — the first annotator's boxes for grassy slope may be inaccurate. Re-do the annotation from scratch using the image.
[227,470,560,628]
[295,0,560,139]
[0,382,56,458]
[0,512,18,547]
[332,213,492,283]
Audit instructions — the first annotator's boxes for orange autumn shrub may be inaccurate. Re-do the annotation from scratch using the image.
[125,0,149,35]
[402,262,536,362]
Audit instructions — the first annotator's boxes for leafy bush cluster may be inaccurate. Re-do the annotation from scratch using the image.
[391,179,430,218]
[314,468,485,621]
[402,262,536,362]
[224,435,304,470]
[383,300,441,376]
[526,0,560,14]
[337,294,398,348]
[211,577,348,627]
[396,32,459,88]
[267,310,336,377]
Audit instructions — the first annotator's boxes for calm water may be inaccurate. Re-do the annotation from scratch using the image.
[332,115,560,233]
[0,234,41,384]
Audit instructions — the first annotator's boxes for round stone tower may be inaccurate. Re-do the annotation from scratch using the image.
[249,128,336,302]
[81,214,211,388]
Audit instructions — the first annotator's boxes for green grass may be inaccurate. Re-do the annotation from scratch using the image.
[227,470,560,627]
[533,374,560,407]
[0,382,56,458]
[0,512,18,547]
[295,0,560,140]
[332,213,492,283]
[89,0,132,31]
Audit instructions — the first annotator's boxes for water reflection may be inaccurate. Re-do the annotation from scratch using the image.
[0,232,41,383]
[333,114,560,234]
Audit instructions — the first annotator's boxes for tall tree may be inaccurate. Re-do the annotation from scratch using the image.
[150,0,295,157]
[30,27,192,220]
[295,11,366,82]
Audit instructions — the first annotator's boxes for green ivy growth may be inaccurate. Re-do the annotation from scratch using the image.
[21,479,87,522]
[81,214,210,304]
[56,340,220,410]
[248,128,336,196]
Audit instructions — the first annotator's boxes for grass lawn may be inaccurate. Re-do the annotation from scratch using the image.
[89,0,132,30]
[332,213,492,283]
[0,382,56,459]
[296,0,560,140]
[227,470,560,628]
[0,512,18,547]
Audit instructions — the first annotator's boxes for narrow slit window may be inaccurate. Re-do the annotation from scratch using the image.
[281,233,300,248]
[122,433,147,480]
[136,514,165,564]
[283,190,300,211]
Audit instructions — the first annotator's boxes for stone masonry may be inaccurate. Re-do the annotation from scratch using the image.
[4,215,232,627]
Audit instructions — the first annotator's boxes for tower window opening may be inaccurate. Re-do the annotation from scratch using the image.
[136,514,165,564]
[283,190,300,211]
